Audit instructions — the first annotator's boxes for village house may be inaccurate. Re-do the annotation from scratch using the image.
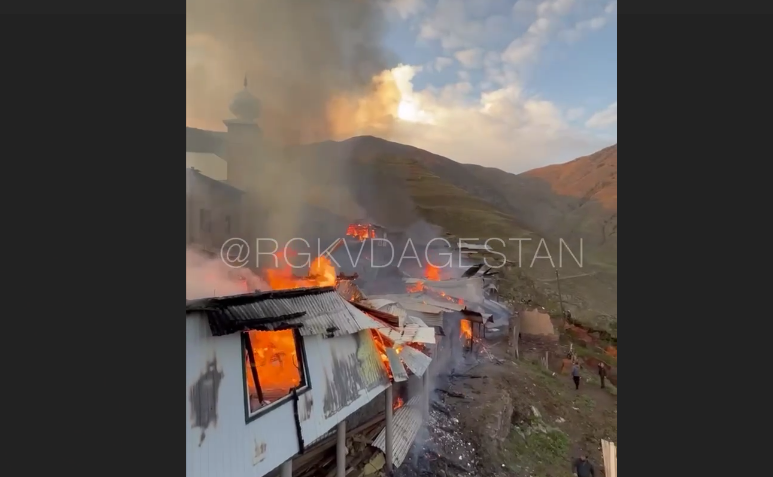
[186,286,434,477]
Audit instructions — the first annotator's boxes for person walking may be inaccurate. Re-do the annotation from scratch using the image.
[572,454,595,477]
[597,362,607,389]
[572,362,581,390]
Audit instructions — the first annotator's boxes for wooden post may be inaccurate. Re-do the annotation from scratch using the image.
[336,421,346,477]
[280,459,292,477]
[385,385,394,473]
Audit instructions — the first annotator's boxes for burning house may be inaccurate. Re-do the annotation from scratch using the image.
[186,284,438,477]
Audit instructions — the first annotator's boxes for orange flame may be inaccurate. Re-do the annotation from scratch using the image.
[346,223,373,241]
[394,396,404,410]
[370,329,401,379]
[264,250,336,290]
[425,263,441,281]
[460,319,472,340]
[244,329,301,405]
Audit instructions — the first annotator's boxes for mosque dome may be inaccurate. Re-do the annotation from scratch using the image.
[229,75,261,122]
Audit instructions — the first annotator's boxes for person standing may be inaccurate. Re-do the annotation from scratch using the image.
[597,362,607,389]
[572,362,581,390]
[572,454,595,477]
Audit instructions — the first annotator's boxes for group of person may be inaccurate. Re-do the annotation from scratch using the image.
[569,357,607,477]
[570,357,607,390]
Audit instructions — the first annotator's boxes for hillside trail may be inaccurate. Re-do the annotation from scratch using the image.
[443,337,617,476]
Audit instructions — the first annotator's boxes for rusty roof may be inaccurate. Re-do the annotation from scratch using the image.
[186,286,383,337]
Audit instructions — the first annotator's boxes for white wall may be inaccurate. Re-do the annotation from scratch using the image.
[186,315,390,477]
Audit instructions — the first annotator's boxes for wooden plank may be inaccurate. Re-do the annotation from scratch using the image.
[601,439,617,477]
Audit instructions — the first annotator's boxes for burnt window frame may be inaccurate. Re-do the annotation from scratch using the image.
[240,328,311,423]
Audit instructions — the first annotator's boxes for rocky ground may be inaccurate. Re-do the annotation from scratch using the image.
[395,329,617,477]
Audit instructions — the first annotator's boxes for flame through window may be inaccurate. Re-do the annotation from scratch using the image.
[243,329,305,414]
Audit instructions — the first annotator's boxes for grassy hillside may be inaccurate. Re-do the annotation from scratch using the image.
[464,145,617,267]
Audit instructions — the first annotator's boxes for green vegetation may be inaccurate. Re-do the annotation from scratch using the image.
[502,427,571,476]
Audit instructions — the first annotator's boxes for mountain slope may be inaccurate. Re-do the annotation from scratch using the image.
[184,128,618,324]
[463,145,617,265]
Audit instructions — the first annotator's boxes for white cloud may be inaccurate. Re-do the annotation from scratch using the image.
[389,0,615,172]
[585,101,617,128]
[384,0,426,19]
[435,56,455,71]
[502,0,576,66]
[566,107,585,121]
[419,0,511,50]
[385,65,609,173]
[560,1,617,43]
[454,48,485,68]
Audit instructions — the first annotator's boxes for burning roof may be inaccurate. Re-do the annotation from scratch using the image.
[186,286,383,337]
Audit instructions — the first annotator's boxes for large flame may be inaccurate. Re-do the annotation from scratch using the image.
[264,250,337,290]
[245,329,301,405]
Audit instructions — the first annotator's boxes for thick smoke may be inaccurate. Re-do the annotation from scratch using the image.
[186,248,268,299]
[186,0,399,143]
[187,0,404,245]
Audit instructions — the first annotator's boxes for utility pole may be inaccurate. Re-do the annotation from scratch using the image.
[555,269,565,316]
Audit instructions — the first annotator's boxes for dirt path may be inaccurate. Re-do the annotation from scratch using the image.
[434,337,617,477]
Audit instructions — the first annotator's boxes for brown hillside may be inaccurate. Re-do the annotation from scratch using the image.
[523,144,617,211]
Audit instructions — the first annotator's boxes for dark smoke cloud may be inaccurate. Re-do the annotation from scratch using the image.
[186,0,397,144]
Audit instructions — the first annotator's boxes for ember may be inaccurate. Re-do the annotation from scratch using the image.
[346,223,375,241]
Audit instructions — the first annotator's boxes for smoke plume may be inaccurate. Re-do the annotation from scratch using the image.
[186,0,400,143]
[186,248,268,300]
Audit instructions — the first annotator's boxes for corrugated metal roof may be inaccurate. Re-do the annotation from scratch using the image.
[404,278,486,304]
[372,394,424,468]
[399,346,431,377]
[375,325,436,344]
[186,286,382,337]
[412,312,443,328]
[368,294,464,313]
[404,315,429,328]
[385,347,408,382]
[366,299,397,309]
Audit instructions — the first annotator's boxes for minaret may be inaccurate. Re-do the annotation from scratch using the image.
[223,75,262,192]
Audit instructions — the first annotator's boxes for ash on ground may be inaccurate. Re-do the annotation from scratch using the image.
[394,402,478,477]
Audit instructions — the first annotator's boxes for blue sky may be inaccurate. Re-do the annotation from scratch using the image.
[378,0,617,173]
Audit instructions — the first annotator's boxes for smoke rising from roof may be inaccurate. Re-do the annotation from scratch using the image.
[186,0,399,144]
